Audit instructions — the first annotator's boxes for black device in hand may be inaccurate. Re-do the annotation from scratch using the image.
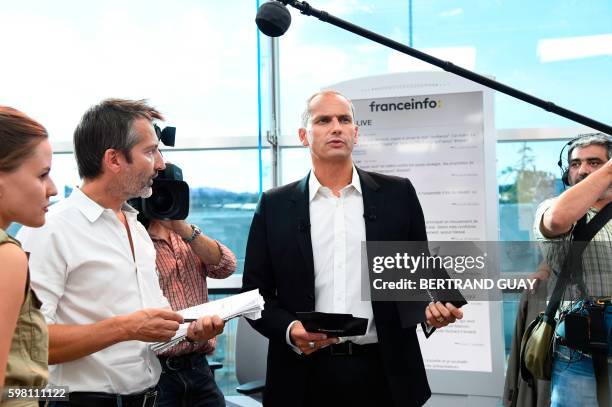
[296,312,368,337]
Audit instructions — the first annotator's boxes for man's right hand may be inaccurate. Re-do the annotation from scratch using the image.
[120,308,183,342]
[289,321,338,355]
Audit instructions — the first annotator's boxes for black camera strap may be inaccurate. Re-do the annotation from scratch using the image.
[544,202,611,320]
[586,300,609,407]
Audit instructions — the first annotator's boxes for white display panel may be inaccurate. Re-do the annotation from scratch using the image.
[352,91,486,241]
[330,72,503,399]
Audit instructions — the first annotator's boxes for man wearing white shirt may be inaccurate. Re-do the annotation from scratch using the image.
[17,99,224,406]
[242,91,463,407]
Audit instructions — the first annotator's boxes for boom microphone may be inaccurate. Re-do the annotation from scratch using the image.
[255,1,291,37]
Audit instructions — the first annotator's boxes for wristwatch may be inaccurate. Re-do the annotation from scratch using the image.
[182,224,202,243]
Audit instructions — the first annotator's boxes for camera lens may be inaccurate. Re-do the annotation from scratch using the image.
[141,175,189,221]
[151,186,174,215]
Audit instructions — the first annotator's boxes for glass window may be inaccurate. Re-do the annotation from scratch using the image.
[496,139,568,361]
[207,294,240,396]
[502,292,522,355]
[161,148,271,274]
[497,139,568,241]
[280,147,311,186]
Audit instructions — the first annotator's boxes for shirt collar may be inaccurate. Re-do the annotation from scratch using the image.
[308,164,362,202]
[70,187,138,223]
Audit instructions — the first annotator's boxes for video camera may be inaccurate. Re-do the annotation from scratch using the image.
[129,124,190,221]
[562,298,610,354]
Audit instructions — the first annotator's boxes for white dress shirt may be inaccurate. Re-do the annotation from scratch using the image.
[286,166,378,350]
[17,188,170,394]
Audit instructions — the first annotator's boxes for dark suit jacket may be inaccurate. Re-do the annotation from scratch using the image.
[242,168,433,407]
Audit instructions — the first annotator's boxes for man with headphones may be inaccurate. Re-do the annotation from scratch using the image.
[532,133,611,407]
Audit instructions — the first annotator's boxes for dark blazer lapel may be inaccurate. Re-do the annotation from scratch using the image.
[357,167,384,242]
[290,173,315,290]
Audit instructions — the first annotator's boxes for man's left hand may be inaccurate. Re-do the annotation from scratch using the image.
[186,315,225,342]
[425,301,463,329]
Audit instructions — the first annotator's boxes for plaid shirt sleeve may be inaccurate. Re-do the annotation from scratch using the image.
[203,241,237,279]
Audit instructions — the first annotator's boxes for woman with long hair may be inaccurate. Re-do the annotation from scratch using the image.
[0,106,57,405]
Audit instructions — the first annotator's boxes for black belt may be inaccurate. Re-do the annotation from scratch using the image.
[317,342,379,356]
[158,352,206,372]
[67,387,157,407]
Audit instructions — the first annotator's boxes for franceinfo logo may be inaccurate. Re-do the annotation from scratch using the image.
[368,97,442,112]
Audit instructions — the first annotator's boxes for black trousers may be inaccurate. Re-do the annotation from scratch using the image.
[157,353,225,407]
[303,343,394,407]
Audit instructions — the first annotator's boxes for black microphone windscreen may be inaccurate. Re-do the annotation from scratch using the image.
[255,1,291,37]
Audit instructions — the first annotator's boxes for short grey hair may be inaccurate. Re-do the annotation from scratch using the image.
[300,90,356,128]
[568,132,612,161]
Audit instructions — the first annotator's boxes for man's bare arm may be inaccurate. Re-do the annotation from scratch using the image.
[541,158,612,237]
[48,308,182,364]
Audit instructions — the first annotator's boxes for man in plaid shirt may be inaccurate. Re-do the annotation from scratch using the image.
[146,218,237,407]
[533,133,611,407]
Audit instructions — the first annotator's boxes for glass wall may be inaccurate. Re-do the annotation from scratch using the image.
[496,139,568,354]
[162,149,271,275]
[207,294,240,396]
[497,139,569,241]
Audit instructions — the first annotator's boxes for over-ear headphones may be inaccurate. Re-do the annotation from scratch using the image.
[557,137,578,187]
[557,133,612,187]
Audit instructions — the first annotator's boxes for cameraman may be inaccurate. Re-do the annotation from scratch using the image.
[533,133,611,407]
[142,215,236,406]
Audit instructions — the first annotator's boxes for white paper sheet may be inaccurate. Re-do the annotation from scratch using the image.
[151,289,264,353]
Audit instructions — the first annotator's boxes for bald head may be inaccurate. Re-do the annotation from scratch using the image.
[301,90,355,129]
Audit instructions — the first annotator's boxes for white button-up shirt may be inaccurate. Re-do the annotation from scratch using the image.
[309,167,377,345]
[17,188,170,394]
[286,166,377,350]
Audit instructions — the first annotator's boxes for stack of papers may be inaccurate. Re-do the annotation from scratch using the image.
[151,289,264,353]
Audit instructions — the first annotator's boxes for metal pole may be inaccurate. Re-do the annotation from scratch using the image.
[268,36,281,187]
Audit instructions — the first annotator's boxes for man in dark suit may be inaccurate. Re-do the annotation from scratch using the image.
[242,90,463,407]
